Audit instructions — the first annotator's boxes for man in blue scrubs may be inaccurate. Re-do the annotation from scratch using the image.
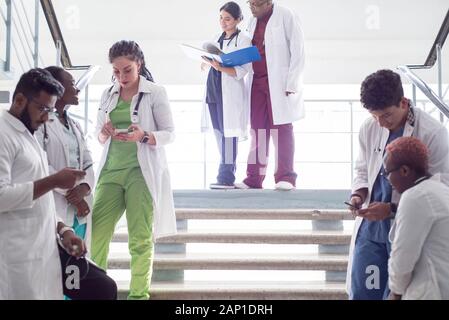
[347,69,449,299]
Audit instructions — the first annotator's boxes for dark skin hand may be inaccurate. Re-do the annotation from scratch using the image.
[65,183,90,205]
[74,199,90,218]
[357,202,391,221]
[57,222,87,258]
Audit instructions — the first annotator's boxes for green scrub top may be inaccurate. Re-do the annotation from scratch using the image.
[104,99,139,170]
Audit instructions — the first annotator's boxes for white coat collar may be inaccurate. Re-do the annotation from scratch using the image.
[109,75,154,95]
[2,109,28,133]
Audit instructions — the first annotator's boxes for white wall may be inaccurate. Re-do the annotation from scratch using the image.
[2,0,449,86]
[37,0,449,85]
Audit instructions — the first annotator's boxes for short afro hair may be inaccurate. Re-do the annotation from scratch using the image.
[360,69,404,111]
[386,136,429,176]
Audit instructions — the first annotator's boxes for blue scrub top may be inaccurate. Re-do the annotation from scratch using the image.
[206,67,222,104]
[359,126,405,243]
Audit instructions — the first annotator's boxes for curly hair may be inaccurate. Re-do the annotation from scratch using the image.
[386,136,429,176]
[360,69,404,111]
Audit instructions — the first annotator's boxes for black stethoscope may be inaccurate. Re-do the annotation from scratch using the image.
[217,29,240,50]
[104,89,145,124]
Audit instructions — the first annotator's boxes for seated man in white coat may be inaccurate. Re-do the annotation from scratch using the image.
[0,68,116,299]
[385,137,449,300]
[346,69,449,299]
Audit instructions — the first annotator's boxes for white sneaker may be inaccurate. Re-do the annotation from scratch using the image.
[234,182,250,189]
[274,181,295,191]
[209,182,235,190]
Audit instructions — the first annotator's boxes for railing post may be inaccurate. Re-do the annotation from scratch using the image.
[5,0,12,72]
[412,84,417,107]
[203,132,207,188]
[55,40,62,67]
[437,44,443,123]
[33,0,39,67]
[349,102,354,186]
[84,84,89,134]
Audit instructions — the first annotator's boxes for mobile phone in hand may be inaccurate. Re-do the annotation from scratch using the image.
[116,128,133,134]
[344,201,360,210]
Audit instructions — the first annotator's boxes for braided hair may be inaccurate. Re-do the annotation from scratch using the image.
[108,40,154,82]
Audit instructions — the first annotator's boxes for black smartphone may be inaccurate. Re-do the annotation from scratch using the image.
[344,201,360,210]
[83,163,93,171]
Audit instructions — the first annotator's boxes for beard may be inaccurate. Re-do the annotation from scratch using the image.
[19,107,35,134]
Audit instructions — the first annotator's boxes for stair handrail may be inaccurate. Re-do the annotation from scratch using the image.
[39,0,90,70]
[408,9,449,70]
[1,0,12,71]
[397,65,449,119]
[397,8,449,121]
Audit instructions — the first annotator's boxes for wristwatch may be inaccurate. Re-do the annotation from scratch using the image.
[58,226,74,239]
[140,131,150,144]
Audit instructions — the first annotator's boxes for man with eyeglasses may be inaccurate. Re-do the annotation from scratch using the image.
[346,69,449,300]
[235,0,305,191]
[384,137,449,300]
[0,68,116,299]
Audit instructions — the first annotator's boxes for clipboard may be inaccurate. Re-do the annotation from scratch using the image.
[181,43,261,67]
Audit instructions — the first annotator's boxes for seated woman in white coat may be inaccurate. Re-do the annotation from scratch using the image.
[36,66,95,249]
[202,1,252,189]
[385,136,449,300]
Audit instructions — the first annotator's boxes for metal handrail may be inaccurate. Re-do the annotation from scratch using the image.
[424,9,449,68]
[39,0,89,70]
[398,8,449,121]
[397,65,449,119]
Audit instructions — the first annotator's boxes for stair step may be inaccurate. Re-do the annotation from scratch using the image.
[112,229,352,245]
[107,252,348,271]
[173,189,350,210]
[175,208,352,220]
[115,280,348,300]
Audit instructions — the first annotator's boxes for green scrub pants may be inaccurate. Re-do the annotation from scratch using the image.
[91,166,154,300]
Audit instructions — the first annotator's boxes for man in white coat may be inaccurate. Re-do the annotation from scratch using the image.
[384,137,449,300]
[347,69,449,299]
[0,69,97,299]
[235,0,305,190]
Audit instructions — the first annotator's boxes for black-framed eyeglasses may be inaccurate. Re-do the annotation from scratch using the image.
[381,166,401,180]
[30,98,56,115]
[247,0,269,8]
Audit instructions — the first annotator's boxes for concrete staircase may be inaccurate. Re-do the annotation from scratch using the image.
[107,190,353,300]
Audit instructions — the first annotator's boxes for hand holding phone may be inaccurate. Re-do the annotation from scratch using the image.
[115,128,132,134]
[344,201,360,210]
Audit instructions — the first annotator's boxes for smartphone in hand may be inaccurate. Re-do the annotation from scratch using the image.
[344,201,360,210]
[115,128,133,135]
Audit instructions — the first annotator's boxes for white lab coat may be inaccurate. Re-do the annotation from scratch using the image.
[388,178,449,300]
[0,110,63,299]
[96,76,177,239]
[346,107,449,294]
[35,114,95,250]
[246,4,305,125]
[201,31,252,138]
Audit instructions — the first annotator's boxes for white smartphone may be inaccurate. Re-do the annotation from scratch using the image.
[115,128,132,134]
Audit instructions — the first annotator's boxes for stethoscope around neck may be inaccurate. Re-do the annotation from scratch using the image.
[218,29,240,49]
[104,90,145,124]
[130,92,145,123]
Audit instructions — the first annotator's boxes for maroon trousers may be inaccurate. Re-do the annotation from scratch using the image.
[243,78,297,188]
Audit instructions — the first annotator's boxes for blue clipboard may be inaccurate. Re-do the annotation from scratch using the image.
[219,46,261,67]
